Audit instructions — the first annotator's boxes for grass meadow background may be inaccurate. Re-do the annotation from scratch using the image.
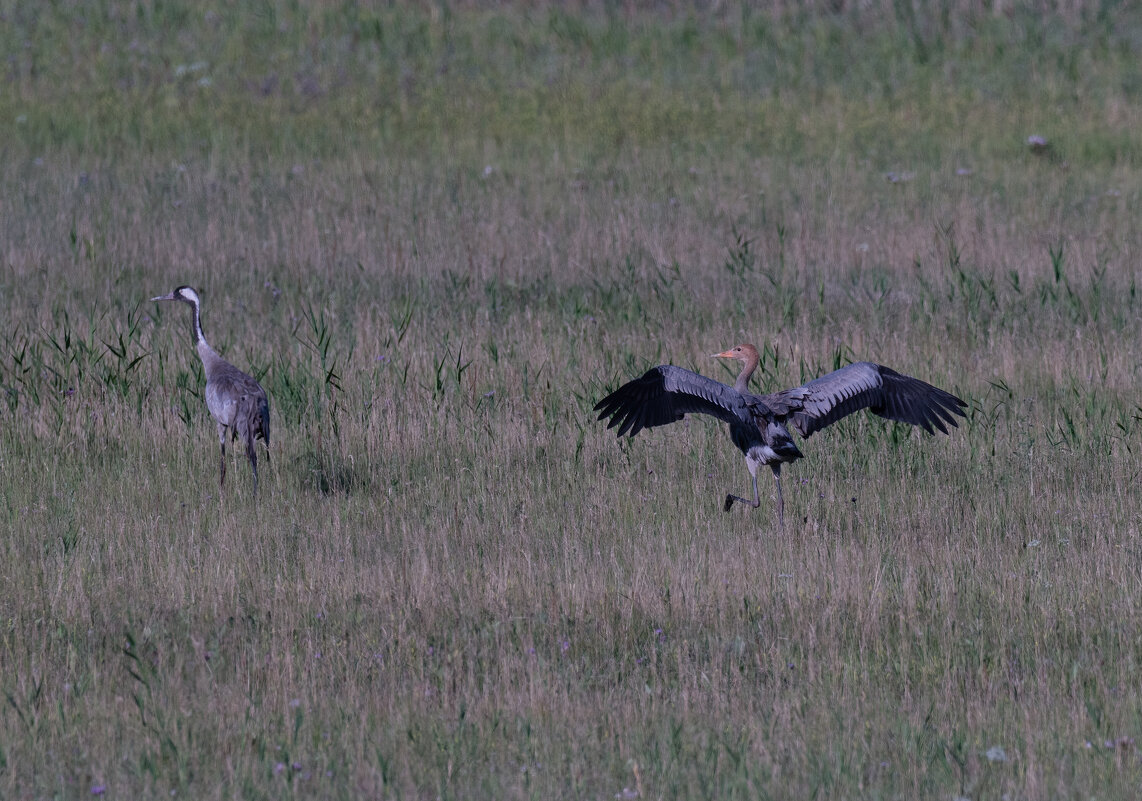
[2,1,1142,798]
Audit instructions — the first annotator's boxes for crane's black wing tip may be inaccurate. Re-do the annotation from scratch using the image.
[917,392,967,436]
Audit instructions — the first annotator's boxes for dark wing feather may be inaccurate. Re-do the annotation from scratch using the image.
[241,390,270,446]
[594,365,751,438]
[768,362,966,438]
[213,367,270,447]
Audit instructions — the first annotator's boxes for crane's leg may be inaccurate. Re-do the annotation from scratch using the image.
[216,423,228,488]
[246,438,259,497]
[771,464,785,532]
[724,461,762,512]
[236,412,261,498]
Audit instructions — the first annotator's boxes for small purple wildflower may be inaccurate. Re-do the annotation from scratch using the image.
[91,786,106,796]
[274,762,286,775]
[561,640,570,653]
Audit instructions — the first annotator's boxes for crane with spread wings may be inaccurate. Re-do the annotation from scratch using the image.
[595,344,966,528]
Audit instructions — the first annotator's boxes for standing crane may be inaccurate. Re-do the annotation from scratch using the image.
[595,344,966,528]
[151,286,271,496]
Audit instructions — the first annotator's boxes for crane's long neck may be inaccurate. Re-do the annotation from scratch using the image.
[184,297,220,366]
[733,353,758,394]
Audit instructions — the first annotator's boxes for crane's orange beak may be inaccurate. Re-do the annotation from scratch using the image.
[712,349,736,359]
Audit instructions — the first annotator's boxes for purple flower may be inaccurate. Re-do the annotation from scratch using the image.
[91,786,106,796]
[561,640,570,652]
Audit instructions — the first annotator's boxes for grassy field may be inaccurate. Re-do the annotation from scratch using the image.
[2,1,1142,798]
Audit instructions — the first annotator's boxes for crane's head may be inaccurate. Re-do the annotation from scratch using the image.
[150,286,201,307]
[711,343,759,363]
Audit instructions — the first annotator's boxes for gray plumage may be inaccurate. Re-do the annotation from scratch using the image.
[151,286,271,496]
[595,343,966,529]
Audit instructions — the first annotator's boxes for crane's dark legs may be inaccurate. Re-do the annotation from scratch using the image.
[217,423,228,488]
[723,472,761,512]
[772,464,784,531]
[724,463,786,531]
[247,441,259,497]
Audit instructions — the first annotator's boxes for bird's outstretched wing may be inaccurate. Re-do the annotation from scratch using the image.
[767,362,966,438]
[595,365,752,437]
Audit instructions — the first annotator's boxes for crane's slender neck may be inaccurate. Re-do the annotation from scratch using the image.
[733,353,758,394]
[183,297,210,351]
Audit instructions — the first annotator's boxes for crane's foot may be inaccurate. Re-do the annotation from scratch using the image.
[724,494,760,512]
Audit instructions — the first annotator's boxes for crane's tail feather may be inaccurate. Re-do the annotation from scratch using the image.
[236,393,271,459]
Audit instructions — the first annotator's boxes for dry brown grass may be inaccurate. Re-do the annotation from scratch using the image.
[3,3,1142,799]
